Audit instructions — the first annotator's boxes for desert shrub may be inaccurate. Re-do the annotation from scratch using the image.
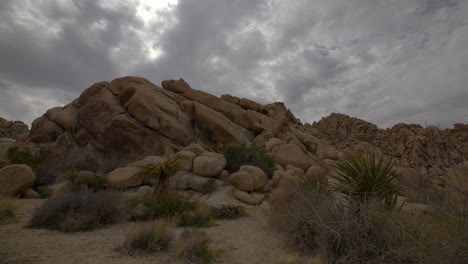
[37,187,52,199]
[178,204,214,227]
[269,177,468,264]
[223,111,235,122]
[32,166,57,187]
[212,204,248,219]
[332,152,402,209]
[0,197,17,224]
[124,220,174,252]
[131,191,196,221]
[64,171,105,191]
[175,229,218,264]
[30,191,129,232]
[141,156,180,197]
[223,143,276,179]
[0,160,7,169]
[297,137,316,154]
[7,147,44,169]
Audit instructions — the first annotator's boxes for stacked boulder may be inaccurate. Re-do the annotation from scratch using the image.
[229,166,269,205]
[169,144,227,193]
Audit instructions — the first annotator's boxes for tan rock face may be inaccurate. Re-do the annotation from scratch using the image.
[175,151,197,171]
[0,117,28,139]
[193,153,227,177]
[271,144,315,171]
[305,166,328,184]
[229,165,268,192]
[395,167,422,188]
[106,166,143,189]
[0,164,35,196]
[233,189,265,205]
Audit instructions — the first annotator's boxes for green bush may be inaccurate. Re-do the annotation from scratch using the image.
[30,191,129,232]
[268,177,468,264]
[32,167,57,187]
[131,192,196,221]
[64,171,105,191]
[7,147,44,169]
[124,220,174,252]
[332,152,402,209]
[223,143,276,179]
[175,229,218,264]
[223,111,235,122]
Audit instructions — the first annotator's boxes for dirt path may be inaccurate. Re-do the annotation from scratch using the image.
[0,199,297,264]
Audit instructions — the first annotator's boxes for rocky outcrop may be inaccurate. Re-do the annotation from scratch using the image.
[0,164,35,196]
[310,113,468,180]
[0,117,28,139]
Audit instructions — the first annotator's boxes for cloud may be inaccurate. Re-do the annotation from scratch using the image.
[0,0,467,129]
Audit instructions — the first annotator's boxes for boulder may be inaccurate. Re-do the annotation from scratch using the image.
[182,144,206,156]
[229,165,268,192]
[238,98,260,112]
[265,138,285,152]
[233,189,265,205]
[286,165,305,177]
[193,152,227,177]
[21,187,41,199]
[0,164,35,196]
[106,166,143,189]
[271,144,315,171]
[305,165,328,184]
[316,144,340,160]
[188,174,211,192]
[395,168,422,188]
[272,171,286,186]
[169,172,192,190]
[128,156,163,168]
[175,151,197,171]
[137,185,153,198]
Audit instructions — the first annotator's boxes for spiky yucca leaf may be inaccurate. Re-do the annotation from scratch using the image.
[141,156,181,197]
[332,152,401,209]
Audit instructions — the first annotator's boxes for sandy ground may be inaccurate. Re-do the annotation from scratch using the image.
[0,199,301,264]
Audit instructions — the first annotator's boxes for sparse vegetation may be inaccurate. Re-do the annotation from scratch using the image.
[297,137,316,154]
[178,204,214,227]
[269,167,468,263]
[7,147,44,169]
[332,152,402,209]
[212,204,248,219]
[201,179,218,194]
[223,143,276,179]
[223,111,235,122]
[175,229,218,264]
[0,197,17,224]
[124,220,175,252]
[64,171,105,191]
[141,156,181,197]
[32,167,57,187]
[30,191,129,232]
[131,192,196,221]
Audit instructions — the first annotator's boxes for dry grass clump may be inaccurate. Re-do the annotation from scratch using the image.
[175,229,218,264]
[0,197,18,224]
[178,204,214,227]
[64,171,105,191]
[212,204,248,219]
[131,191,196,221]
[30,191,129,232]
[269,178,468,263]
[124,220,175,252]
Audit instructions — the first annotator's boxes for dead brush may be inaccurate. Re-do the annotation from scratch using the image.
[174,228,219,264]
[124,219,175,253]
[212,204,248,219]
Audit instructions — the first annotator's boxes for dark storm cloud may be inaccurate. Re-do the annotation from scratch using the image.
[0,0,467,128]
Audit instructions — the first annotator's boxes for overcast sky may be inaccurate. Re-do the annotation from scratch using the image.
[1,0,467,129]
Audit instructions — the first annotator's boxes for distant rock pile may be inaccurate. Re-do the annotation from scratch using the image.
[0,117,28,139]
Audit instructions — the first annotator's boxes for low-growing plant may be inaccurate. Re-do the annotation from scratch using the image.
[0,197,17,224]
[175,229,218,264]
[179,204,214,227]
[223,143,276,179]
[124,220,175,252]
[212,204,248,219]
[332,152,402,209]
[131,191,196,221]
[29,191,129,232]
[223,111,235,122]
[37,187,52,199]
[7,147,44,169]
[64,171,105,191]
[141,156,180,197]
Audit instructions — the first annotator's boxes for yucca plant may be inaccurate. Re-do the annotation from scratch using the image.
[332,152,402,209]
[141,156,181,197]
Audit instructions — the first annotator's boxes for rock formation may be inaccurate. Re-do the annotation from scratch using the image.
[0,117,28,139]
